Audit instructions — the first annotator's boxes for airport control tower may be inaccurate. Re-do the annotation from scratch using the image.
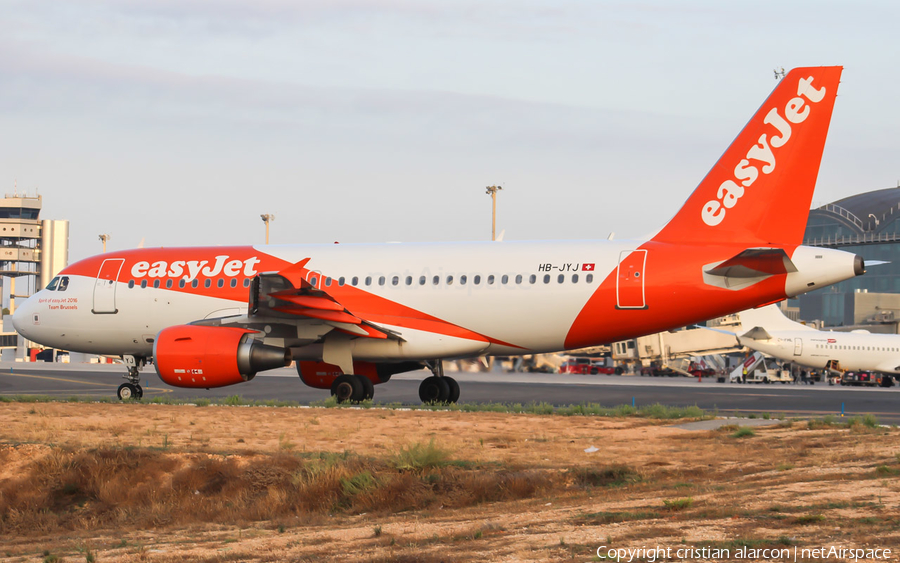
[0,191,69,360]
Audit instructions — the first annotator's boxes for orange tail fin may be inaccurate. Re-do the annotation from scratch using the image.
[653,66,842,246]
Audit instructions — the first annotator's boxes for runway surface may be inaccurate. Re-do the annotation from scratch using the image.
[1,363,897,423]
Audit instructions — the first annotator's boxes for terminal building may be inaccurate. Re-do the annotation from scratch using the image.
[798,186,900,329]
[0,192,69,360]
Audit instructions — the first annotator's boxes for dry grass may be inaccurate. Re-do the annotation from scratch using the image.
[0,402,898,562]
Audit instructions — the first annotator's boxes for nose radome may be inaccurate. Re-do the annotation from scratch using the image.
[11,296,33,337]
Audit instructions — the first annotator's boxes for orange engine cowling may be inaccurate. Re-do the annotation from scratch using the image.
[154,325,290,388]
[296,360,423,390]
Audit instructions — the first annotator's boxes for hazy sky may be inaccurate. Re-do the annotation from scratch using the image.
[2,0,899,263]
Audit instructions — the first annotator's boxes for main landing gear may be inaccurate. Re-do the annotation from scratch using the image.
[419,360,459,404]
[118,355,146,401]
[330,374,375,403]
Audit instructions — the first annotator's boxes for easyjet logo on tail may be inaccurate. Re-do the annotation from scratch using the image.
[701,76,827,227]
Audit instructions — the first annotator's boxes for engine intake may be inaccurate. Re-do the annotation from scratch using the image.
[154,325,290,388]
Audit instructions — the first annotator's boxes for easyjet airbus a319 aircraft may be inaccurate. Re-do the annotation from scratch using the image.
[13,66,866,402]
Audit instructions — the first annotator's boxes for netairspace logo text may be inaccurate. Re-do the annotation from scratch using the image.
[596,545,892,562]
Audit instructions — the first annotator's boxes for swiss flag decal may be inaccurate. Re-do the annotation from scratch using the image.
[582,263,595,271]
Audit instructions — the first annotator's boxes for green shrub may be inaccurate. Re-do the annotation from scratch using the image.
[663,497,693,511]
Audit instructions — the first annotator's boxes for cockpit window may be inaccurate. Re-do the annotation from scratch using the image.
[46,277,60,291]
[57,276,70,292]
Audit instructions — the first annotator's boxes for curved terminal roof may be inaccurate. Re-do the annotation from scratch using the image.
[807,187,900,239]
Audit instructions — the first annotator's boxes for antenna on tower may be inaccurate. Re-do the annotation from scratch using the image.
[773,67,786,80]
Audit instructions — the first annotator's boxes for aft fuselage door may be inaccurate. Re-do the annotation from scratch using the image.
[92,258,125,314]
[616,249,648,309]
[793,338,803,356]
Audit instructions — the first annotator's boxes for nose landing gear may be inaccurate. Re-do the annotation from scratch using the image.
[118,355,146,400]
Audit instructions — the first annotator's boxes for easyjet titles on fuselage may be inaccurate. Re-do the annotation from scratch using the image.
[701,75,827,227]
[130,255,262,282]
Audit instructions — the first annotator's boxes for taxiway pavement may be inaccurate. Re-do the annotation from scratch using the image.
[1,363,897,423]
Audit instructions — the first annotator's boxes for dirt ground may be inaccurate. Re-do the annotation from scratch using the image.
[1,402,899,562]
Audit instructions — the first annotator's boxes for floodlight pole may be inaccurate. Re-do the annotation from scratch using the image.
[485,185,502,241]
[99,234,110,253]
[260,214,275,244]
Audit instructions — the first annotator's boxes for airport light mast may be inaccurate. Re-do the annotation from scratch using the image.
[260,214,275,244]
[99,234,110,253]
[485,185,502,241]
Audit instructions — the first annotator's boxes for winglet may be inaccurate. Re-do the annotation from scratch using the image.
[653,66,843,246]
[277,258,312,289]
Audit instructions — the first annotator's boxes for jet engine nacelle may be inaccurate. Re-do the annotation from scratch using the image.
[154,325,290,388]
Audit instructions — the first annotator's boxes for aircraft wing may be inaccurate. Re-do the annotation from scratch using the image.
[192,258,402,347]
[196,257,519,351]
[250,258,403,341]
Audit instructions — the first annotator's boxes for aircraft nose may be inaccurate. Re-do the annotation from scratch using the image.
[12,296,35,337]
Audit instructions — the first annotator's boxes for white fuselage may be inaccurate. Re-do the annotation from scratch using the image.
[739,329,900,374]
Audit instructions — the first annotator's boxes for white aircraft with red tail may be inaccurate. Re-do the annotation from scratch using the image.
[13,66,866,402]
[737,305,900,376]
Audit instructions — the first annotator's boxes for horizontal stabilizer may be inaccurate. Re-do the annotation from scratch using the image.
[705,248,797,279]
[741,326,773,340]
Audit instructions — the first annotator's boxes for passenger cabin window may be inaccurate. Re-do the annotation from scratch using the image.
[392,276,399,286]
[572,274,579,283]
[141,280,148,289]
[230,279,237,288]
[460,275,467,285]
[487,275,495,285]
[432,275,440,285]
[529,274,536,284]
[168,280,175,289]
[543,274,550,284]
[514,275,521,284]
[204,279,212,288]
[179,280,186,288]
[351,277,359,286]
[243,278,251,287]
[406,276,412,285]
[365,276,372,286]
[378,276,386,286]
[217,279,224,288]
[419,276,426,285]
[474,275,481,285]
[191,280,199,288]
[338,277,345,286]
[128,280,135,289]
[446,275,454,285]
[586,273,594,283]
[153,280,161,289]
